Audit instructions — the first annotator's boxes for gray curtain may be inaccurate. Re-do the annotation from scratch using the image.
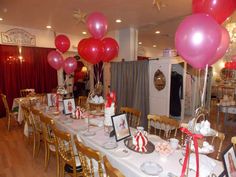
[110,60,149,128]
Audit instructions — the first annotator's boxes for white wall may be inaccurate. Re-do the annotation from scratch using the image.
[142,46,163,59]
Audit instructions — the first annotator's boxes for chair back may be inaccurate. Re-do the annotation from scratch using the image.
[232,136,236,148]
[39,114,55,146]
[120,107,141,128]
[147,114,180,139]
[103,156,125,177]
[20,88,35,97]
[78,96,88,108]
[21,104,33,127]
[1,93,10,118]
[30,107,42,133]
[52,126,76,170]
[210,131,225,160]
[74,135,104,177]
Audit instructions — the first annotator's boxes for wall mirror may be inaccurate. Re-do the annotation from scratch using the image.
[154,69,166,91]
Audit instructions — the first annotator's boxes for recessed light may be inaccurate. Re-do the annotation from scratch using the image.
[138,42,142,45]
[116,19,122,23]
[153,45,157,47]
[46,25,52,29]
[82,31,87,35]
[0,18,3,21]
[155,30,160,34]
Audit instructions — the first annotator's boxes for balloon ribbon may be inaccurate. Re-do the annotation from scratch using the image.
[180,127,203,177]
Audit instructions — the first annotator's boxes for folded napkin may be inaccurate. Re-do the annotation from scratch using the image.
[189,154,216,177]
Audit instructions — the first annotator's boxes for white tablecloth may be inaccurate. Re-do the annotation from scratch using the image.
[37,106,224,177]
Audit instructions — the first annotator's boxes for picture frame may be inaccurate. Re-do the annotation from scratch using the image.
[63,98,76,115]
[222,145,236,177]
[47,93,57,107]
[111,113,131,142]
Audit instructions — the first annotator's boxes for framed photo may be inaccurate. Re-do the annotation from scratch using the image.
[222,145,236,177]
[63,98,76,115]
[47,93,57,107]
[111,113,131,142]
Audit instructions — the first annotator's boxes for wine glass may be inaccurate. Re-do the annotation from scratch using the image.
[83,117,96,136]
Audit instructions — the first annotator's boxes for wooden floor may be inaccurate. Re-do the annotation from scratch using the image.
[0,103,235,177]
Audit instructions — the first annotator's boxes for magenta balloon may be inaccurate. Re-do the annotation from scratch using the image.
[86,12,108,39]
[102,37,119,62]
[55,34,70,53]
[47,50,64,70]
[63,57,78,74]
[209,27,230,66]
[175,13,221,69]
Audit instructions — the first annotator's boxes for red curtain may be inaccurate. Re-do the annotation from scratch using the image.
[0,45,58,117]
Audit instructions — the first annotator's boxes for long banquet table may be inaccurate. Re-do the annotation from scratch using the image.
[14,98,224,177]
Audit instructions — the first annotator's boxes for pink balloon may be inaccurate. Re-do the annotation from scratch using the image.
[175,13,221,69]
[55,34,70,53]
[232,55,236,62]
[209,27,230,66]
[63,57,78,74]
[86,12,108,39]
[47,50,64,70]
[102,37,119,62]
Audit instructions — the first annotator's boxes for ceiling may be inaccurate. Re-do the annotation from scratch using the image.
[0,0,235,49]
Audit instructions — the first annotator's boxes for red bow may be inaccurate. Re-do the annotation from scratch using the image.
[105,91,116,108]
[180,127,203,177]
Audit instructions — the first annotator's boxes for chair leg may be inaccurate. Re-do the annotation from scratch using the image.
[45,146,51,170]
[56,153,60,177]
[35,133,41,157]
[44,141,48,170]
[33,133,36,158]
[7,116,11,131]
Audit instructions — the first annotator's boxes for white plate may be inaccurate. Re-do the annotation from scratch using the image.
[140,161,163,176]
[103,141,118,150]
[114,148,130,158]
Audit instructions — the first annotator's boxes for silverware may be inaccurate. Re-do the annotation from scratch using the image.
[167,172,178,177]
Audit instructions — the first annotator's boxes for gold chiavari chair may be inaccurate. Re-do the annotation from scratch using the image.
[20,88,35,97]
[30,107,43,158]
[232,136,236,148]
[1,93,17,131]
[120,107,141,128]
[209,131,225,160]
[39,114,59,177]
[103,156,125,177]
[78,96,88,109]
[52,127,82,177]
[147,114,180,139]
[74,135,104,177]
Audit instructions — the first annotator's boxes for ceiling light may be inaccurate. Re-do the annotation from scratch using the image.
[0,18,3,21]
[46,25,52,29]
[82,31,87,35]
[138,42,142,45]
[116,19,122,23]
[153,45,157,48]
[155,30,160,34]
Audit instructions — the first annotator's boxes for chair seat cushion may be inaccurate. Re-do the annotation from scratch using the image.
[64,164,82,173]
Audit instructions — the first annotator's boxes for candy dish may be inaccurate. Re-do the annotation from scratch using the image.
[140,161,163,176]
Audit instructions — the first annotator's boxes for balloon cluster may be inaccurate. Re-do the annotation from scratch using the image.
[47,35,78,74]
[77,12,119,64]
[175,0,235,69]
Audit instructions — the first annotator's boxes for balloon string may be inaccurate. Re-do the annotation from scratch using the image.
[201,64,208,107]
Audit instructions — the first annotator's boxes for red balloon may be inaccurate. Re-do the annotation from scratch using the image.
[81,38,104,65]
[102,38,119,62]
[55,34,70,53]
[175,13,221,69]
[63,57,78,74]
[78,38,90,59]
[192,0,236,24]
[86,12,108,39]
[209,27,230,66]
[47,50,64,70]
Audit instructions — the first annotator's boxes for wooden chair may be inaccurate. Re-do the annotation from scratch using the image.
[74,135,104,177]
[30,107,42,158]
[103,156,125,177]
[232,136,236,148]
[120,107,141,128]
[209,131,225,160]
[147,114,180,139]
[1,93,17,131]
[78,96,88,109]
[20,88,35,97]
[39,114,59,177]
[52,126,82,177]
